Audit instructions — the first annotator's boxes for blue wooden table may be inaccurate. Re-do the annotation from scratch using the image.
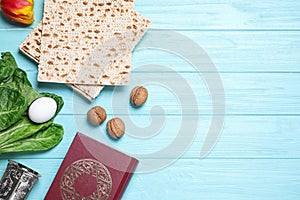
[1,0,300,199]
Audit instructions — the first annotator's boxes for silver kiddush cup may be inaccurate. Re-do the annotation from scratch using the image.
[0,160,41,200]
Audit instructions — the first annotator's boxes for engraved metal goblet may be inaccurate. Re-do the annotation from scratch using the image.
[0,160,41,200]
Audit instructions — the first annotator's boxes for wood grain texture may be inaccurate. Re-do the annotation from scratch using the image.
[0,0,299,199]
[1,0,300,30]
[1,30,299,72]
[134,0,300,30]
[18,71,300,115]
[1,115,299,160]
[134,30,300,72]
[1,159,299,200]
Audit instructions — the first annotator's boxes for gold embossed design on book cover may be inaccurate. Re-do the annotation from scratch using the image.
[60,159,112,200]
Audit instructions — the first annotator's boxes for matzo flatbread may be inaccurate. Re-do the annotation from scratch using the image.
[38,0,150,85]
[19,22,104,102]
[19,0,150,101]
[19,22,43,63]
[77,11,150,85]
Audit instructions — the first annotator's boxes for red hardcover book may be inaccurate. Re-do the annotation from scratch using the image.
[44,132,138,200]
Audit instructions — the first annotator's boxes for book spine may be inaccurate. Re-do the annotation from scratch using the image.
[113,158,139,200]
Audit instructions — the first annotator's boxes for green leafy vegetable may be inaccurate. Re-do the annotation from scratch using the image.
[1,68,40,107]
[0,52,17,83]
[0,124,64,154]
[0,117,53,147]
[0,52,65,154]
[0,87,28,131]
[11,68,32,87]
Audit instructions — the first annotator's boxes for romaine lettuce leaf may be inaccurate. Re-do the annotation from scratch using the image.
[0,87,27,131]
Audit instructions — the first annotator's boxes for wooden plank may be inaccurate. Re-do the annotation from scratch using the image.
[126,158,300,200]
[1,115,300,159]
[1,0,300,30]
[1,30,300,72]
[134,30,300,73]
[1,158,299,199]
[21,72,300,115]
[135,0,300,30]
[113,115,300,159]
[0,30,37,68]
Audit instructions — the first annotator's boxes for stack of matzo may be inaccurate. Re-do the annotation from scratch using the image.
[19,0,151,101]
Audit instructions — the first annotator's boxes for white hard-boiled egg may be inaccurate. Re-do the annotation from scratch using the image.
[28,97,57,124]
